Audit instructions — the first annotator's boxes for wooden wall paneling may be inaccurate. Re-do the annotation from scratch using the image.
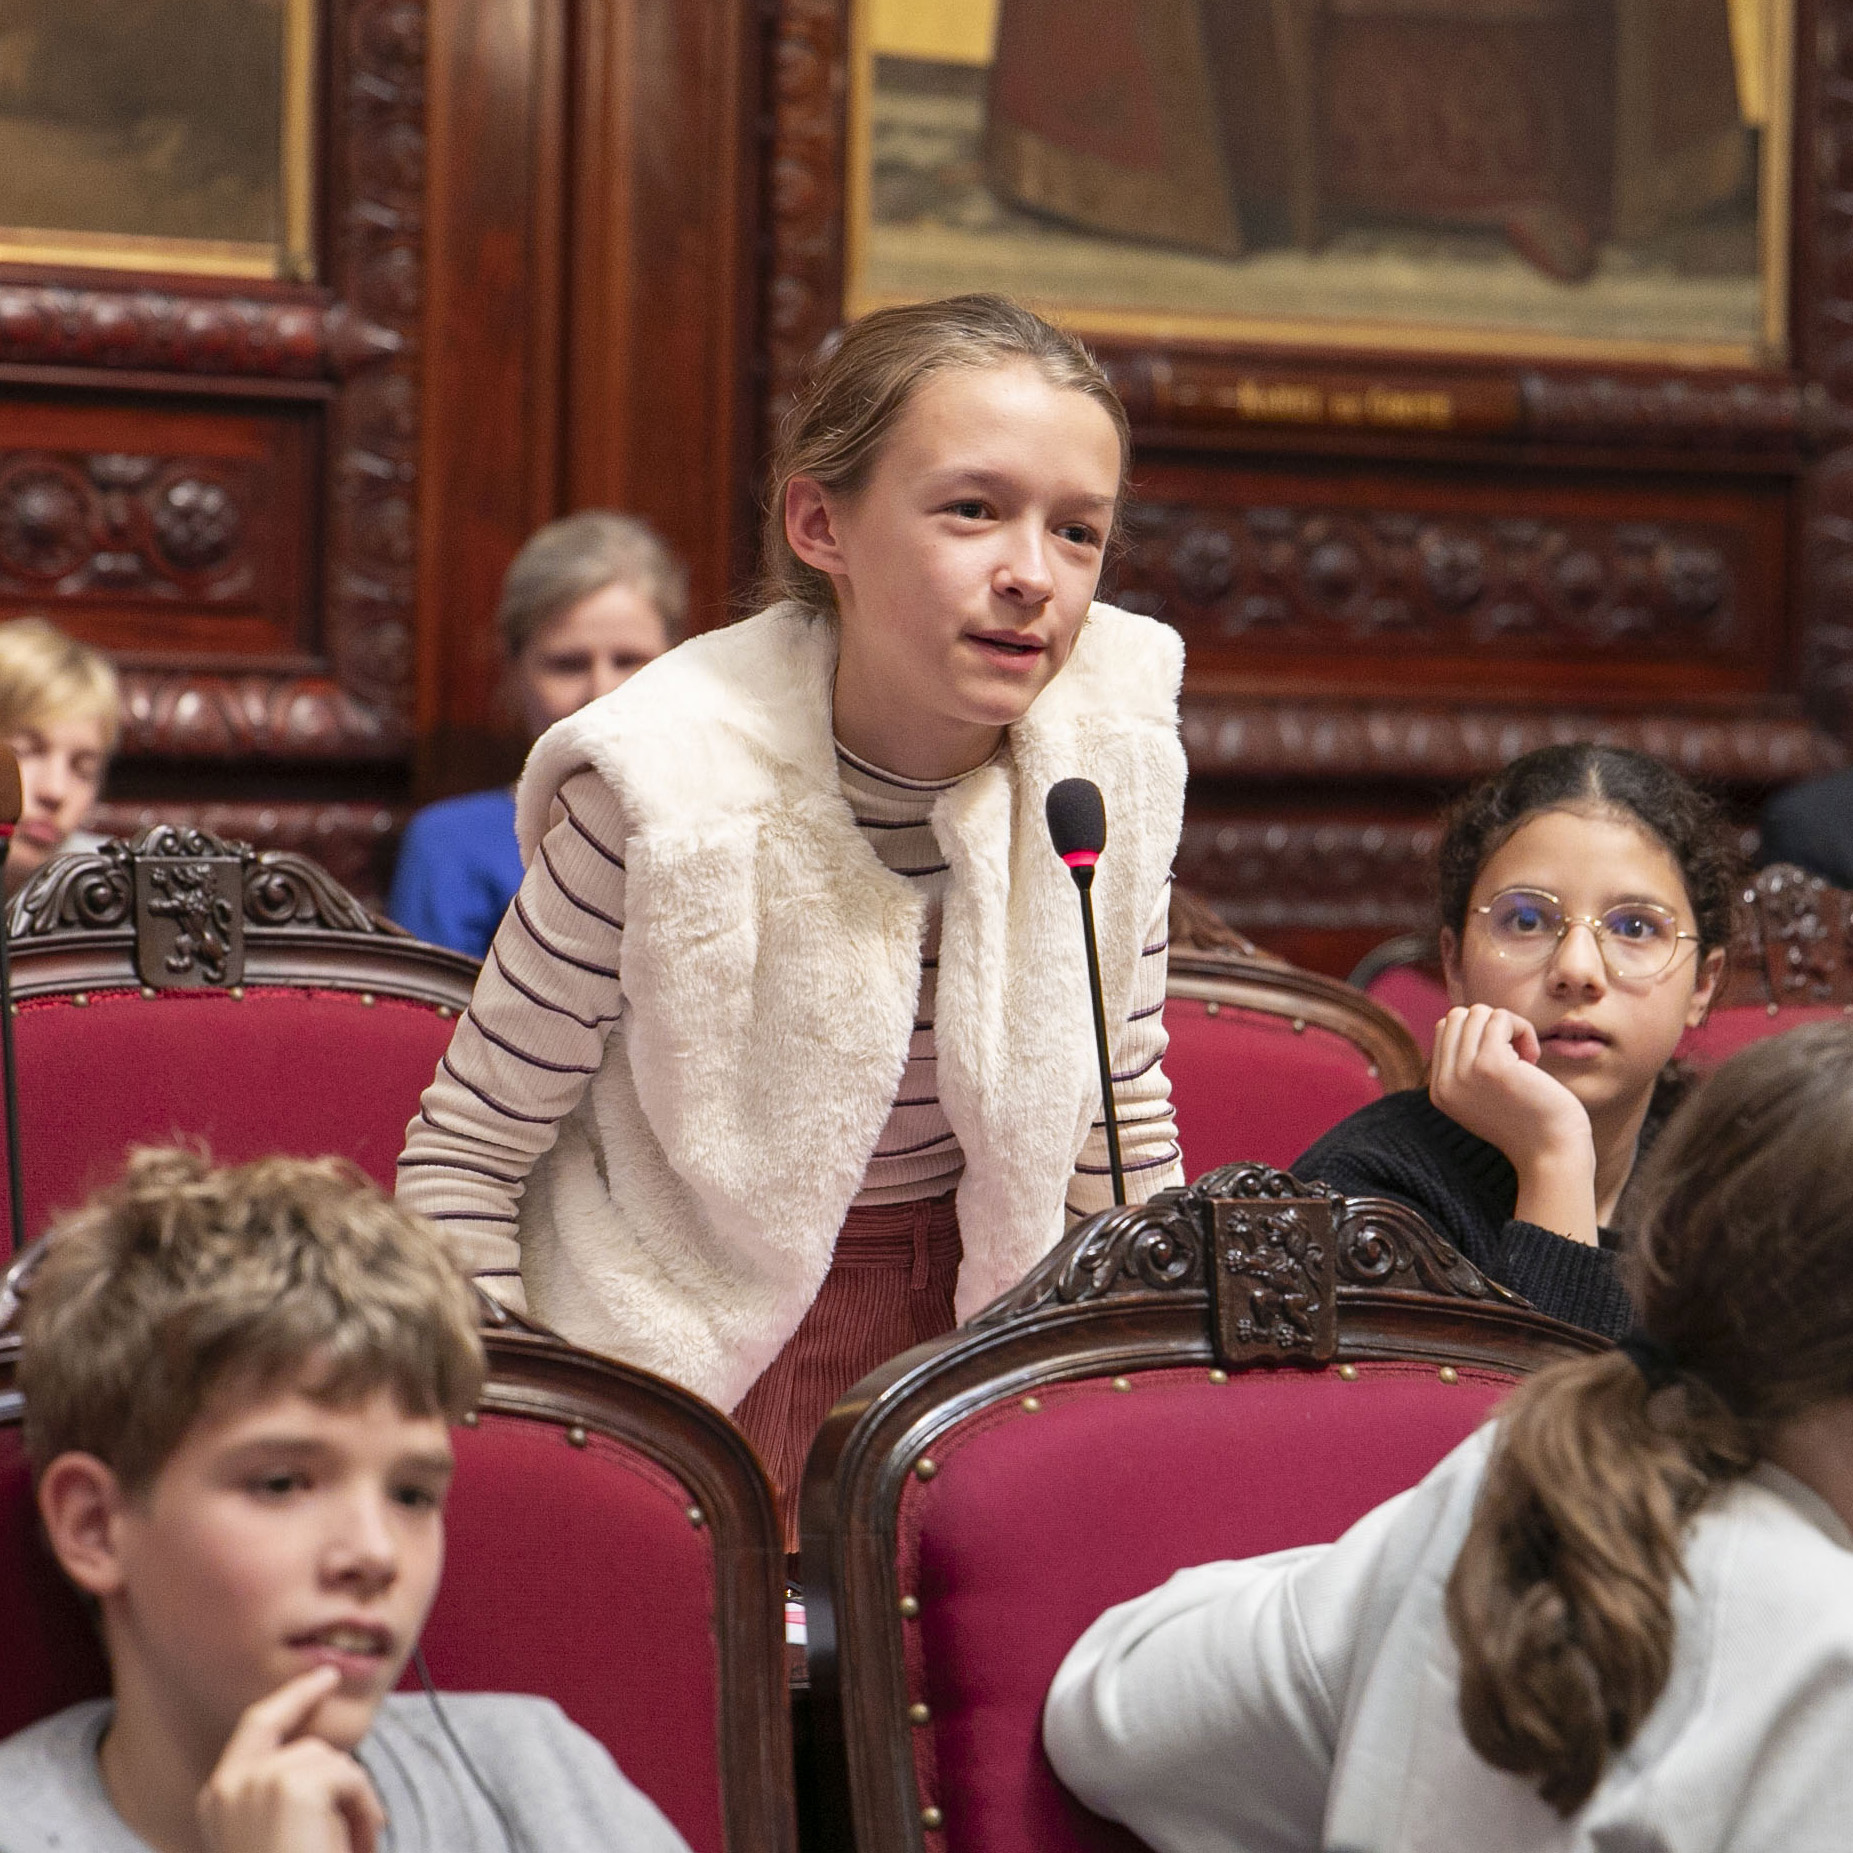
[417,0,571,797]
[0,0,426,787]
[564,0,768,625]
[761,0,1853,972]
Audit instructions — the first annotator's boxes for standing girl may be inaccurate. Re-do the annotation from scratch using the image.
[1296,745,1731,1337]
[1048,1021,1853,1851]
[397,295,1185,1529]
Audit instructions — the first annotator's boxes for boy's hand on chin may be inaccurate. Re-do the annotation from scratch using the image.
[197,1666,386,1853]
[1430,1004,1600,1245]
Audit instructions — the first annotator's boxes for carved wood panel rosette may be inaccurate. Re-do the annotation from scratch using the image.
[0,453,257,604]
[0,0,425,766]
[1706,859,1853,1006]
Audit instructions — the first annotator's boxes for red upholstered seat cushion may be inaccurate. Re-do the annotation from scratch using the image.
[2,987,455,1240]
[1362,965,1448,1059]
[1164,997,1388,1172]
[0,1415,724,1853]
[894,1362,1512,1853]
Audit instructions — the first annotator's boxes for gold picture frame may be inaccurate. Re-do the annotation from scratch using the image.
[845,0,1793,369]
[0,0,318,283]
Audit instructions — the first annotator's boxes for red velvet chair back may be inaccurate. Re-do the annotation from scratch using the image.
[0,1314,794,1853]
[799,1167,1596,1853]
[0,829,477,1238]
[1165,948,1425,1171]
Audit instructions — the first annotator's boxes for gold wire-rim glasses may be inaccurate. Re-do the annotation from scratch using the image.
[1470,886,1701,981]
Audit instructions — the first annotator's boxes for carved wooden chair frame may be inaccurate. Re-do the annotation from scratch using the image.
[0,1289,797,1853]
[2,826,479,1008]
[797,1164,1598,1853]
[1167,943,1428,1092]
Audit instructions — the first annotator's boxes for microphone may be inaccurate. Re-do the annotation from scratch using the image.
[1046,777,1125,1205]
[0,747,22,1254]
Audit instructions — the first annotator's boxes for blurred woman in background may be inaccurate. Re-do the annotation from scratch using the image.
[388,510,686,957]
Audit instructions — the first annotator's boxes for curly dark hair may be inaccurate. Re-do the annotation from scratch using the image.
[1437,744,1739,953]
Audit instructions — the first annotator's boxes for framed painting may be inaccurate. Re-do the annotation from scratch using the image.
[845,0,1793,367]
[0,0,316,281]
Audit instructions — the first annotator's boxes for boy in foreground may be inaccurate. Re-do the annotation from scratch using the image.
[0,1148,693,1853]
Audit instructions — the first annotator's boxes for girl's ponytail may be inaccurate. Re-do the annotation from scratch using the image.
[1445,1019,1853,1814]
[1446,1351,1753,1811]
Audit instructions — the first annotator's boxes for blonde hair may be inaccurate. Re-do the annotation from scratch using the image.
[19,1149,485,1494]
[0,617,121,751]
[760,293,1132,614]
[496,510,689,659]
[1446,1022,1853,1812]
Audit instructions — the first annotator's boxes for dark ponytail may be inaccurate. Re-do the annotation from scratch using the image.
[1446,1021,1853,1811]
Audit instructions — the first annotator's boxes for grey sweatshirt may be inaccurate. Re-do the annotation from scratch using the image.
[0,1692,692,1852]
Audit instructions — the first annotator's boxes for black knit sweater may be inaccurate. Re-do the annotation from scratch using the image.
[1292,1088,1637,1340]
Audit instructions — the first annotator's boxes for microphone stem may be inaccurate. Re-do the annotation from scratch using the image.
[0,842,20,1255]
[1072,866,1126,1206]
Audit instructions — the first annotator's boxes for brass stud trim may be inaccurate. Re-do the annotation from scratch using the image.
[1291,1016,1307,1033]
[360,992,376,1006]
[566,1424,588,1449]
[914,1456,938,1481]
[1767,1001,1780,1017]
[437,1005,455,1018]
[1111,1376,1132,1392]
[1337,1363,1359,1381]
[140,986,157,1000]
[71,992,88,1007]
[1438,1366,1459,1385]
[1020,1395,1041,1413]
[686,1505,706,1528]
[1203,1000,1220,1016]
[460,1410,479,1427]
[920,1806,944,1830]
[907,1701,931,1725]
[229,986,245,1000]
[1208,1368,1228,1384]
[899,1595,921,1619]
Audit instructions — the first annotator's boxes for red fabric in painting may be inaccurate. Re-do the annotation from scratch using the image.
[1164,996,1388,1175]
[893,1361,1513,1853]
[0,987,454,1241]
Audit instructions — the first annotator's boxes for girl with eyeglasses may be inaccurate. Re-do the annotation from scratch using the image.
[1295,744,1734,1337]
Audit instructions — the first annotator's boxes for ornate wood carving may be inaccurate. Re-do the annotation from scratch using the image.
[0,285,398,381]
[1206,1194,1338,1363]
[10,826,395,957]
[1712,860,1853,1007]
[972,1164,1514,1345]
[764,0,847,426]
[0,451,259,602]
[0,0,425,764]
[1122,498,1744,654]
[1176,697,1840,785]
[89,800,405,908]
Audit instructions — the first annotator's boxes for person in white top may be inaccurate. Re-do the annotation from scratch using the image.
[1045,1019,1853,1852]
[399,294,1186,1534]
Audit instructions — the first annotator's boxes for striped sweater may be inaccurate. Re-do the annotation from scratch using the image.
[398,744,1180,1259]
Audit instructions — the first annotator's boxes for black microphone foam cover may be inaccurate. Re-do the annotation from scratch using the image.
[1046,777,1107,861]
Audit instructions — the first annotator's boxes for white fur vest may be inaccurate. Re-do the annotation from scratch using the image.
[509,600,1185,1411]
